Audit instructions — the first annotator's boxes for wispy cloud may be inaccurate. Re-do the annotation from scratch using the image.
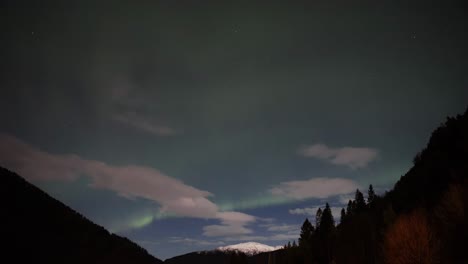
[299,143,378,169]
[102,81,177,137]
[112,111,176,136]
[225,233,299,242]
[270,177,359,200]
[0,134,254,235]
[261,223,298,233]
[289,206,344,222]
[0,134,215,218]
[169,237,225,247]
[135,240,161,246]
[218,219,300,243]
[338,193,355,205]
[202,225,253,238]
[203,212,256,237]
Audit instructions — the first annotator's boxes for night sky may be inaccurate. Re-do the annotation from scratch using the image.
[1,0,467,260]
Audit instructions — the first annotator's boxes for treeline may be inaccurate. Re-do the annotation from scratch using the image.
[278,108,468,264]
[281,186,379,264]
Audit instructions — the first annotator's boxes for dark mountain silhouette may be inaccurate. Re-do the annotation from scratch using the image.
[164,250,234,264]
[0,167,163,264]
[379,107,468,262]
[163,248,284,264]
[387,108,468,213]
[248,249,288,264]
[283,107,468,264]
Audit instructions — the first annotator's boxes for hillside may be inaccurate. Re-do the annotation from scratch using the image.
[164,250,237,264]
[388,108,468,213]
[164,242,282,264]
[295,107,468,264]
[0,167,163,264]
[382,107,468,262]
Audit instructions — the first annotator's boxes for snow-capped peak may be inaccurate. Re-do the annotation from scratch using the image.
[216,242,283,256]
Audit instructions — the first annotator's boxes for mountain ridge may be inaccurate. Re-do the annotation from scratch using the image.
[0,167,163,264]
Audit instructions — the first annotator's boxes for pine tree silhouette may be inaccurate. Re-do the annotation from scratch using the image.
[354,189,366,212]
[298,218,314,249]
[367,184,376,205]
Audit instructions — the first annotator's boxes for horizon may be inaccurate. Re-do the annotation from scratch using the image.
[1,0,467,260]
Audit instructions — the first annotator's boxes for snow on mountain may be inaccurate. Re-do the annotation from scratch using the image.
[216,242,283,256]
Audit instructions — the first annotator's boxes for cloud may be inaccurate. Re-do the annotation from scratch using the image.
[270,177,359,200]
[99,81,177,137]
[257,217,276,223]
[135,240,161,246]
[202,225,253,237]
[299,143,378,169]
[216,219,300,243]
[289,208,316,215]
[203,212,256,237]
[112,111,176,136]
[289,206,344,222]
[0,134,216,219]
[0,134,255,235]
[338,193,355,205]
[225,233,299,242]
[268,233,300,241]
[261,223,298,233]
[169,237,225,246]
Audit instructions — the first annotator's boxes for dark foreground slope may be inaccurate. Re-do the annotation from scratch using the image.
[163,249,283,264]
[381,108,468,262]
[388,108,468,213]
[332,108,468,264]
[0,167,163,264]
[164,251,233,264]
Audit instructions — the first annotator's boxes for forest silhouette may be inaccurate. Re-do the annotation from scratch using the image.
[275,107,468,264]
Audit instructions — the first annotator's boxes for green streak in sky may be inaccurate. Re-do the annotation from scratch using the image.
[109,210,158,233]
[218,195,291,211]
[130,214,154,229]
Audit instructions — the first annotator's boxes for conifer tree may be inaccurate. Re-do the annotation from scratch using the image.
[320,203,335,233]
[346,200,354,215]
[355,189,366,212]
[292,240,297,248]
[317,203,336,264]
[315,208,323,229]
[367,184,376,205]
[298,218,314,248]
[340,208,346,224]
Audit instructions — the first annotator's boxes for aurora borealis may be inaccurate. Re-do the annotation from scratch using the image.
[1,0,468,260]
